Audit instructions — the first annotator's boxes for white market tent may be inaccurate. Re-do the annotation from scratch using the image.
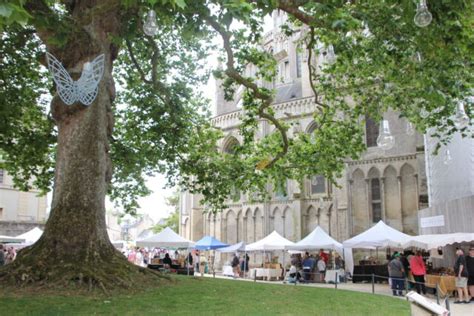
[246,231,295,251]
[136,227,195,248]
[286,226,343,252]
[286,226,354,273]
[402,232,474,250]
[16,227,43,244]
[343,220,412,249]
[0,235,25,243]
[216,241,246,253]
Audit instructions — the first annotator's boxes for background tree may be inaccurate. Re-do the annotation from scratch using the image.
[152,191,180,233]
[0,0,472,291]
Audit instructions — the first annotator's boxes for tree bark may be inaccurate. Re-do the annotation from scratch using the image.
[0,1,160,290]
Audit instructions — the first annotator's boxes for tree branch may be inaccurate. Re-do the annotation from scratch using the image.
[202,13,289,169]
[125,39,152,84]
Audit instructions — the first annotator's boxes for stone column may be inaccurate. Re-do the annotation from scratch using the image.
[365,178,371,227]
[397,175,404,229]
[380,177,386,221]
[348,179,353,236]
[414,174,419,210]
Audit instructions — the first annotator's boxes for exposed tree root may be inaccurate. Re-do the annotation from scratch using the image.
[0,240,170,295]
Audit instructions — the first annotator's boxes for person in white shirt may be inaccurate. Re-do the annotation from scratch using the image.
[317,257,326,282]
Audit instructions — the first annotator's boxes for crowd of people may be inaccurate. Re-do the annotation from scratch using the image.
[286,250,343,284]
[387,246,474,303]
[0,244,17,266]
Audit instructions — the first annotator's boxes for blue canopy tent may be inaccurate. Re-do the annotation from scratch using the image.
[195,236,228,250]
[194,236,228,276]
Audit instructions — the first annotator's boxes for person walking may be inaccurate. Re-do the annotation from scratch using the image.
[410,251,427,295]
[466,246,474,302]
[388,253,405,296]
[453,249,470,304]
[231,253,240,278]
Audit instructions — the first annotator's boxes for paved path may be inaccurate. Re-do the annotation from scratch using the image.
[197,272,474,315]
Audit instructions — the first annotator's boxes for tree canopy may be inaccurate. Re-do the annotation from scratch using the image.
[1,0,473,213]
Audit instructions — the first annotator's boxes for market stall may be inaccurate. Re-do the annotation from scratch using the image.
[246,231,294,280]
[216,241,247,277]
[286,226,354,280]
[343,221,413,282]
[136,227,196,274]
[194,236,229,276]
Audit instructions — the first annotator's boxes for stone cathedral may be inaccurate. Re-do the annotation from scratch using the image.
[179,11,428,262]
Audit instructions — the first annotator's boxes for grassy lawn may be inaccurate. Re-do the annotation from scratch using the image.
[1,276,409,315]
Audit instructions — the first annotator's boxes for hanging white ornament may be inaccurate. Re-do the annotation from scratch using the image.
[406,121,415,136]
[46,53,105,106]
[377,120,395,150]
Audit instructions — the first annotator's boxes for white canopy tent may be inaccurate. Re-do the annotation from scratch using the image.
[136,227,195,248]
[216,241,246,253]
[16,227,43,244]
[286,226,354,273]
[343,220,412,249]
[402,232,474,250]
[246,231,295,251]
[286,226,343,252]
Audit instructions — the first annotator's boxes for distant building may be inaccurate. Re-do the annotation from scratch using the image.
[0,168,47,236]
[120,214,155,242]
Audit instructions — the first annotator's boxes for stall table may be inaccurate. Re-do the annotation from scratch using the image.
[352,265,389,283]
[222,265,234,277]
[425,274,456,296]
[249,268,283,281]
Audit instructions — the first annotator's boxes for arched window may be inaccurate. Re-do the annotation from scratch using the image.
[365,115,379,147]
[370,178,382,222]
[311,175,326,194]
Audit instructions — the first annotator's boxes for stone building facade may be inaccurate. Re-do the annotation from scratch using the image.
[179,11,428,263]
[0,168,48,235]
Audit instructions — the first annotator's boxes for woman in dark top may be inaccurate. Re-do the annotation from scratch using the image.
[466,247,474,301]
[163,253,172,267]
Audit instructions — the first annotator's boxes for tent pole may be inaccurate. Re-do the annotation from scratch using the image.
[187,247,190,276]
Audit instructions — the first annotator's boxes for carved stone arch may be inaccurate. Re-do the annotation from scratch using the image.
[225,209,237,244]
[383,165,401,230]
[367,166,380,179]
[283,206,294,241]
[352,168,365,180]
[305,121,318,134]
[222,135,240,154]
[272,206,281,217]
[254,208,264,241]
[304,205,318,237]
[245,207,254,243]
[351,168,367,234]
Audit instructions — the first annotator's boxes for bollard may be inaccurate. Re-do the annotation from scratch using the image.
[335,272,338,289]
[436,284,440,305]
[371,274,375,294]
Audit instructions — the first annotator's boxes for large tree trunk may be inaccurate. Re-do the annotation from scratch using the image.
[0,1,159,290]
